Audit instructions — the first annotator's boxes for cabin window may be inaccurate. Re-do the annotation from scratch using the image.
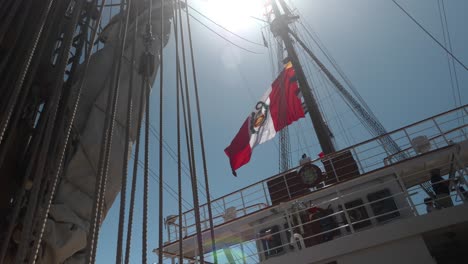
[259,225,284,259]
[339,199,371,231]
[367,189,400,222]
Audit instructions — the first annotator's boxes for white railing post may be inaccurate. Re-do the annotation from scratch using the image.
[336,190,355,233]
[351,148,364,174]
[455,180,466,203]
[203,206,208,230]
[458,106,468,140]
[262,182,270,206]
[283,174,292,199]
[167,222,172,242]
[240,241,247,264]
[328,156,340,182]
[240,191,247,216]
[432,119,450,145]
[402,129,414,156]
[453,153,468,185]
[462,107,468,133]
[377,134,392,157]
[184,213,188,237]
[392,170,419,216]
[283,205,296,250]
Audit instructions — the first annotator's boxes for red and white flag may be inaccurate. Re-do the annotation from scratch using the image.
[225,62,305,176]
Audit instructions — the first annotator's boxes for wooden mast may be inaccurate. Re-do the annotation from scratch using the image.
[270,0,336,155]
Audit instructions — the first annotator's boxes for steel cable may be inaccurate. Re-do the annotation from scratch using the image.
[14,2,87,262]
[86,0,132,261]
[0,0,56,145]
[142,0,154,261]
[184,0,218,261]
[436,0,461,108]
[187,4,265,47]
[124,33,147,264]
[27,1,108,263]
[156,0,165,264]
[188,14,262,55]
[391,0,468,72]
[176,0,205,261]
[116,0,136,263]
[172,2,185,264]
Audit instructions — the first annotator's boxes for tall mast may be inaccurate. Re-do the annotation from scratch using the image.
[270,0,336,155]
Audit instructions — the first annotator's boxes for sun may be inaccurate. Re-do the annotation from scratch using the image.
[200,0,266,32]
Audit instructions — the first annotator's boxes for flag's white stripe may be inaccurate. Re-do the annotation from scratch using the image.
[249,95,276,148]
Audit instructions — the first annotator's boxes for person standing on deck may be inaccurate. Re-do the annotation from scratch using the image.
[299,153,311,165]
[430,169,453,208]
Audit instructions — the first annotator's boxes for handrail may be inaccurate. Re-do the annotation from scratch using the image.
[162,180,467,261]
[164,153,466,244]
[384,124,467,164]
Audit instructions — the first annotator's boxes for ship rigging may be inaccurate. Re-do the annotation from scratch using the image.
[0,0,467,264]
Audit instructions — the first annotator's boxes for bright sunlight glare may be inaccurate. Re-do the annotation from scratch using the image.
[201,0,266,31]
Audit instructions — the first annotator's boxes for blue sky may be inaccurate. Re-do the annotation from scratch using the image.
[96,0,467,263]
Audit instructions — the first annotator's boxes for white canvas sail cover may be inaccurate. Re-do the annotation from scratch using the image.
[38,2,173,263]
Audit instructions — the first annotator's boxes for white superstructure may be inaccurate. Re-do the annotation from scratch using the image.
[157,105,468,264]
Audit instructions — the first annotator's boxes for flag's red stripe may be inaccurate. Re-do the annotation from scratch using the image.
[269,67,305,132]
[224,118,253,171]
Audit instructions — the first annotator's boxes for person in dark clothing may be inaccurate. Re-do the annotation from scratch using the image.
[430,169,453,208]
[424,197,440,213]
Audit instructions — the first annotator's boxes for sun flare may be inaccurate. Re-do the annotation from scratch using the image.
[201,0,266,32]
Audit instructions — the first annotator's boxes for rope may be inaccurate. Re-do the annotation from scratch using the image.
[188,14,262,54]
[391,0,468,72]
[177,0,205,261]
[0,0,55,145]
[436,0,461,108]
[14,1,87,262]
[184,0,218,262]
[187,4,265,47]
[148,123,219,207]
[143,74,150,264]
[130,155,192,210]
[296,19,374,115]
[26,1,108,263]
[172,3,184,263]
[116,0,136,263]
[157,1,165,264]
[86,0,132,261]
[124,50,146,264]
[290,29,406,160]
[142,0,154,261]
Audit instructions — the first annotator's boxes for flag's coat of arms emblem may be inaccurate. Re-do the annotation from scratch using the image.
[250,101,269,134]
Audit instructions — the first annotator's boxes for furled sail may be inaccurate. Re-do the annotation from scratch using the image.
[39,2,173,263]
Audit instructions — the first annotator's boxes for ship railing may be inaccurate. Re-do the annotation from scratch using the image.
[167,203,268,237]
[166,163,467,263]
[165,105,467,243]
[196,163,467,263]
